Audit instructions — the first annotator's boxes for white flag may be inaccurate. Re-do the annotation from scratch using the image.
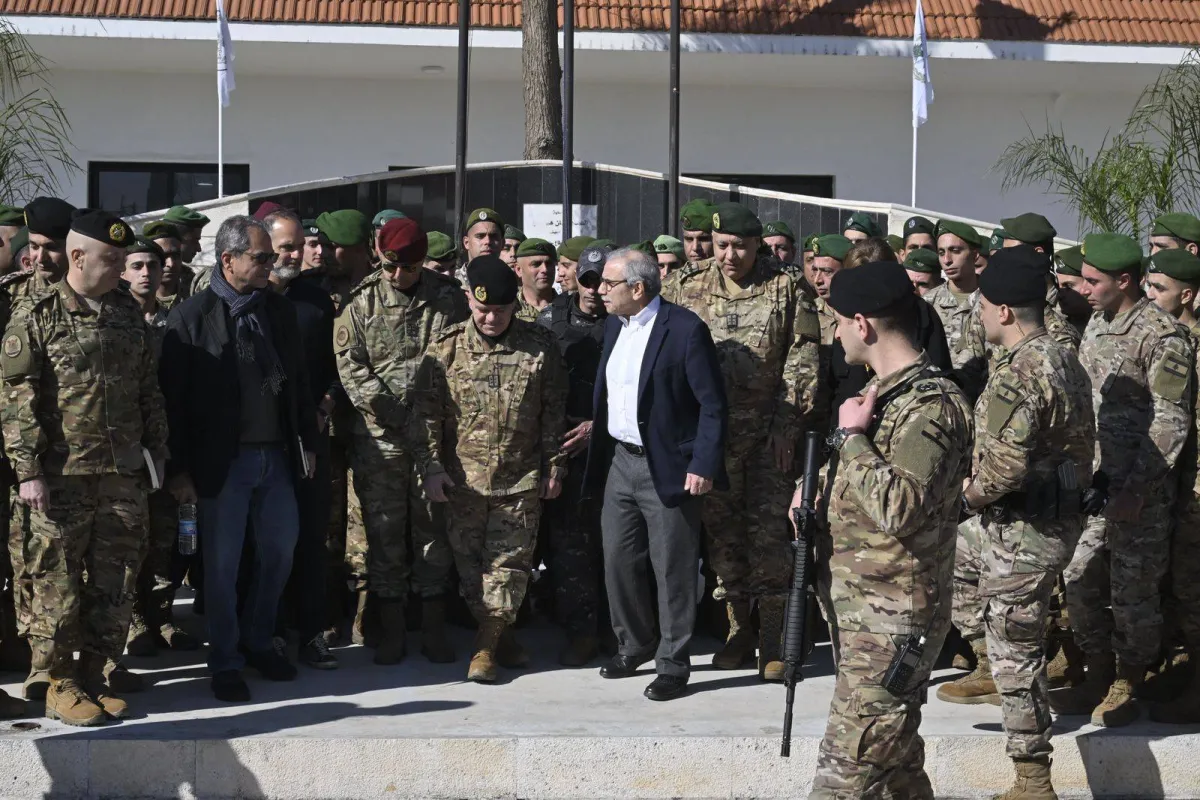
[217,0,235,108]
[912,0,933,128]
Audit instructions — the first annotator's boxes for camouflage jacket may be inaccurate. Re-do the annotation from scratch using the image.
[1079,296,1194,493]
[815,296,837,347]
[922,282,976,367]
[827,353,973,636]
[662,257,824,449]
[967,329,1096,508]
[188,265,213,295]
[0,269,55,305]
[409,318,568,495]
[157,265,194,312]
[1176,320,1200,499]
[0,281,168,482]
[516,291,553,323]
[144,304,170,362]
[334,270,469,455]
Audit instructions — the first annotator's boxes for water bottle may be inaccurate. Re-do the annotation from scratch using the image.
[177,504,198,556]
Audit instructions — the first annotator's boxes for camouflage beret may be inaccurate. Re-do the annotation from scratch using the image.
[679,199,717,232]
[1054,245,1084,277]
[843,212,881,238]
[516,237,557,260]
[1081,232,1143,274]
[813,234,852,262]
[425,231,456,262]
[711,202,762,238]
[558,236,596,262]
[1151,212,1200,244]
[464,207,504,233]
[1000,213,1057,245]
[935,219,983,248]
[762,220,795,241]
[1149,248,1200,284]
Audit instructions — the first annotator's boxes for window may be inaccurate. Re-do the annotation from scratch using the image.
[88,162,251,216]
[686,173,834,199]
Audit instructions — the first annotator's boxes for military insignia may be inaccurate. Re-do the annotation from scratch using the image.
[109,223,126,243]
[725,313,738,330]
[1152,347,1192,402]
[487,373,500,389]
[906,219,916,230]
[383,250,398,262]
[335,325,350,348]
[2,335,20,358]
[712,212,721,230]
[845,217,854,229]
[588,250,602,263]
[478,211,488,221]
[1080,242,1086,257]
[812,241,822,256]
[474,285,488,303]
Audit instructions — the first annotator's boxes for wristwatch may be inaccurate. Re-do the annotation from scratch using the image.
[826,427,862,451]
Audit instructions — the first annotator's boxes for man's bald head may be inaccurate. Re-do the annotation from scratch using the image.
[66,230,126,297]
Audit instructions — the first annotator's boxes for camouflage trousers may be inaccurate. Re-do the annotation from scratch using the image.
[7,490,31,639]
[704,444,793,602]
[1065,486,1175,667]
[1165,490,1200,650]
[541,457,602,636]
[979,516,1079,761]
[810,624,947,800]
[349,435,451,601]
[328,435,367,592]
[952,515,985,643]
[446,487,541,625]
[18,474,148,677]
[132,488,182,632]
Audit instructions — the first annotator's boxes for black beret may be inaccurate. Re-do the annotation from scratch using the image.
[71,209,134,247]
[828,261,915,317]
[978,247,1048,307]
[126,237,165,261]
[23,197,76,241]
[467,254,519,306]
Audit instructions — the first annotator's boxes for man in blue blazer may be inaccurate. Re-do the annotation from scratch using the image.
[585,245,728,701]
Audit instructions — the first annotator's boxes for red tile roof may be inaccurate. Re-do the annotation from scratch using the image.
[2,0,1198,46]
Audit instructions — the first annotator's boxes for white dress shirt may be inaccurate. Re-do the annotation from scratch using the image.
[606,295,661,446]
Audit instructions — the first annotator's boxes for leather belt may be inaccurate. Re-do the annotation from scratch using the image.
[618,441,646,457]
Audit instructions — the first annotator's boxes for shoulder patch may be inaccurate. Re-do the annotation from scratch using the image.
[0,328,31,379]
[795,298,819,340]
[985,378,1024,436]
[892,410,955,482]
[1151,340,1193,404]
[0,270,31,291]
[332,314,356,352]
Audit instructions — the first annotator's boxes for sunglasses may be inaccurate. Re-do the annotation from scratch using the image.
[244,251,279,266]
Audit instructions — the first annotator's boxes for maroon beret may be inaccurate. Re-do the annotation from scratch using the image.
[378,218,428,265]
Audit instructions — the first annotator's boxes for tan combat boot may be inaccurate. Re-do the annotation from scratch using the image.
[45,678,107,727]
[374,600,407,665]
[468,618,506,683]
[22,669,49,701]
[757,595,786,682]
[937,638,999,705]
[1050,650,1115,716]
[420,597,456,664]
[993,759,1058,800]
[712,600,755,669]
[1151,651,1200,723]
[1045,630,1085,688]
[80,652,128,719]
[1090,661,1144,728]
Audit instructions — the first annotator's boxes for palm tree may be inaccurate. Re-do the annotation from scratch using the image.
[0,19,76,203]
[995,50,1200,241]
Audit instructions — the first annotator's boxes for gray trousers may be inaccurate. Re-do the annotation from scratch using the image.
[601,445,702,677]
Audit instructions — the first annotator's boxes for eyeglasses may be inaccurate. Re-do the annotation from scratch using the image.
[244,251,279,266]
[599,277,627,289]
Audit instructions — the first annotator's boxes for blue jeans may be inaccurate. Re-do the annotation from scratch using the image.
[200,445,298,673]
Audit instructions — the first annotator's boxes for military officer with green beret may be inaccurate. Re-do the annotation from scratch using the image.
[557,236,596,293]
[842,211,881,243]
[314,210,374,310]
[141,221,192,311]
[462,208,504,264]
[978,228,1004,272]
[903,215,937,254]
[514,238,558,321]
[924,219,982,361]
[1054,246,1092,334]
[762,221,796,265]
[1001,213,1057,253]
[0,205,24,275]
[886,234,905,257]
[1052,233,1195,728]
[423,231,459,280]
[662,202,823,681]
[1149,212,1200,256]
[653,235,684,278]
[801,233,819,290]
[902,248,943,296]
[678,199,717,265]
[162,205,210,266]
[811,234,852,345]
[500,224,526,269]
[372,209,406,230]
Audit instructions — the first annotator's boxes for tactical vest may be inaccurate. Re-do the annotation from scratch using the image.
[548,293,605,421]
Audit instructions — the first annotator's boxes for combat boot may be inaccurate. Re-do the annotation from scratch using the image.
[0,688,25,718]
[1045,631,1085,688]
[757,595,786,682]
[104,658,146,693]
[1151,652,1200,723]
[44,678,106,727]
[937,639,999,704]
[496,628,529,669]
[23,669,49,701]
[468,618,505,683]
[1050,650,1115,715]
[993,759,1057,800]
[712,600,755,670]
[125,610,158,658]
[559,635,599,668]
[157,595,200,651]
[79,652,128,719]
[1090,661,1144,727]
[374,599,407,666]
[420,597,456,663]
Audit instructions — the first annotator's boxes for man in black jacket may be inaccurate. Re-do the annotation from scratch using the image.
[161,215,319,703]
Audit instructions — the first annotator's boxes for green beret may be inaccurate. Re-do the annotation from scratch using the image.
[504,225,526,242]
[904,216,936,239]
[711,202,762,238]
[372,209,407,227]
[762,221,795,242]
[628,240,656,258]
[903,248,940,274]
[802,233,819,252]
[126,237,165,261]
[592,238,617,250]
[71,209,134,247]
[425,231,456,261]
[465,207,504,232]
[1151,212,1200,244]
[812,234,852,262]
[315,210,371,247]
[986,229,1006,255]
[1149,248,1200,284]
[558,236,596,262]
[163,205,210,229]
[1081,232,1143,274]
[467,255,518,305]
[516,237,557,260]
[679,199,717,232]
[1000,213,1057,245]
[653,234,685,262]
[843,212,881,238]
[8,227,27,269]
[142,220,183,241]
[935,219,983,248]
[1054,246,1084,277]
[0,204,24,227]
[886,234,905,254]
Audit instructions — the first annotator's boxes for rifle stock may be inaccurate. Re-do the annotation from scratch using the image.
[781,431,822,758]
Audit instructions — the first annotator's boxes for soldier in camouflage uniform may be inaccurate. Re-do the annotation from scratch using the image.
[0,205,23,276]
[1142,247,1200,723]
[652,235,684,279]
[161,205,210,267]
[334,218,468,665]
[1052,233,1195,728]
[141,221,193,311]
[514,238,557,322]
[411,254,567,683]
[797,261,971,799]
[1,211,167,726]
[902,215,937,256]
[663,203,822,682]
[678,199,716,267]
[924,219,981,373]
[841,211,881,244]
[951,249,1097,799]
[809,234,851,347]
[902,248,943,296]
[1052,247,1092,337]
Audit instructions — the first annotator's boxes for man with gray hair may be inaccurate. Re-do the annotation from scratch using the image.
[586,247,728,702]
[161,215,320,703]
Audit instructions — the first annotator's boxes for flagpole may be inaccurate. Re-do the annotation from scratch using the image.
[218,82,225,199]
[911,124,917,208]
